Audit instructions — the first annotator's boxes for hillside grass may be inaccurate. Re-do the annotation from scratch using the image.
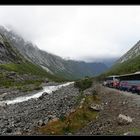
[0,62,67,80]
[0,62,67,90]
[96,55,140,81]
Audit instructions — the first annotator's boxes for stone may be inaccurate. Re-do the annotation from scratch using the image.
[80,98,85,105]
[38,96,44,100]
[0,102,7,107]
[44,119,48,125]
[117,114,133,125]
[14,129,22,135]
[42,92,49,96]
[49,117,59,123]
[0,93,8,100]
[67,133,72,135]
[5,128,12,133]
[123,132,135,136]
[48,115,56,120]
[79,105,83,109]
[70,108,76,113]
[89,104,103,111]
[38,120,44,126]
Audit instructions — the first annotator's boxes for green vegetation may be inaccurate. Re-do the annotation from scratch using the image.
[96,55,140,81]
[0,62,67,91]
[127,127,140,135]
[0,62,66,81]
[0,63,46,76]
[37,94,100,135]
[75,92,85,104]
[74,77,93,91]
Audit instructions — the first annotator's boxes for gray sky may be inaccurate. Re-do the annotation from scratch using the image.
[0,6,140,62]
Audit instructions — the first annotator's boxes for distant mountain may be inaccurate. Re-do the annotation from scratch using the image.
[0,26,108,80]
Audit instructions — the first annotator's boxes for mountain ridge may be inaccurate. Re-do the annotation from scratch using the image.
[0,25,108,80]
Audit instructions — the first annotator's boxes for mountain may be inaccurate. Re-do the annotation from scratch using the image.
[117,40,140,64]
[97,40,140,80]
[0,26,108,80]
[0,31,67,90]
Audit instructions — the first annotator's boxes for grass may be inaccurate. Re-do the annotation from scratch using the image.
[0,62,68,90]
[127,127,140,135]
[37,94,100,135]
[0,76,44,91]
[96,55,140,81]
[0,62,68,82]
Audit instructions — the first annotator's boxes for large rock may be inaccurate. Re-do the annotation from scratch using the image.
[42,92,49,96]
[49,117,59,123]
[0,102,7,107]
[0,93,8,100]
[117,114,133,125]
[89,103,103,111]
[38,120,44,126]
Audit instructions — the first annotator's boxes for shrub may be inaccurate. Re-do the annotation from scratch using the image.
[74,77,93,91]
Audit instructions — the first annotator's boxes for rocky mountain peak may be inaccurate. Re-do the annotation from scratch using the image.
[117,40,140,63]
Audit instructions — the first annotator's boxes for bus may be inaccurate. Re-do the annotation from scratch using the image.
[118,72,140,94]
[103,75,120,88]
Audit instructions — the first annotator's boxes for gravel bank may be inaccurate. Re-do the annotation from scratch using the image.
[0,82,80,135]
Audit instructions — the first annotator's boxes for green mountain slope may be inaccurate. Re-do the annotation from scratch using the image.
[97,41,140,80]
[0,33,66,90]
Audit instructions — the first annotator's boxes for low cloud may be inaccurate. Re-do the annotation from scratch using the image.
[0,6,140,62]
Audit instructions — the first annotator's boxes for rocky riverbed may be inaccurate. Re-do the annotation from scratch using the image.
[1,82,140,135]
[0,82,80,135]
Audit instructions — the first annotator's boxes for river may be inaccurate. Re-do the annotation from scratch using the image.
[0,82,74,105]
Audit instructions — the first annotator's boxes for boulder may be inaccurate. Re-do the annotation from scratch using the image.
[42,92,49,96]
[38,120,44,126]
[48,115,56,120]
[0,102,7,107]
[80,98,85,105]
[44,118,48,125]
[7,71,16,76]
[49,117,59,123]
[70,108,76,114]
[38,96,44,100]
[5,128,12,133]
[89,104,103,111]
[117,114,133,125]
[0,93,8,100]
[123,132,135,136]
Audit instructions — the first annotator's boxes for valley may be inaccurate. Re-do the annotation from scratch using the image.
[0,24,140,136]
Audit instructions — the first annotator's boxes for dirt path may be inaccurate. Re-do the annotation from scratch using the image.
[107,87,140,107]
[75,84,140,135]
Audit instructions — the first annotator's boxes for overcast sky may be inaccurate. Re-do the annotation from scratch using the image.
[0,6,140,62]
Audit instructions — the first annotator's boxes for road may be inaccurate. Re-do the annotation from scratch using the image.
[75,84,140,135]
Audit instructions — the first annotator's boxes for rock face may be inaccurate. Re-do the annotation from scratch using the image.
[0,33,25,64]
[117,40,140,63]
[117,114,133,125]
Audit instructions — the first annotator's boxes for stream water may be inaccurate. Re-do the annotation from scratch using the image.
[0,82,74,105]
